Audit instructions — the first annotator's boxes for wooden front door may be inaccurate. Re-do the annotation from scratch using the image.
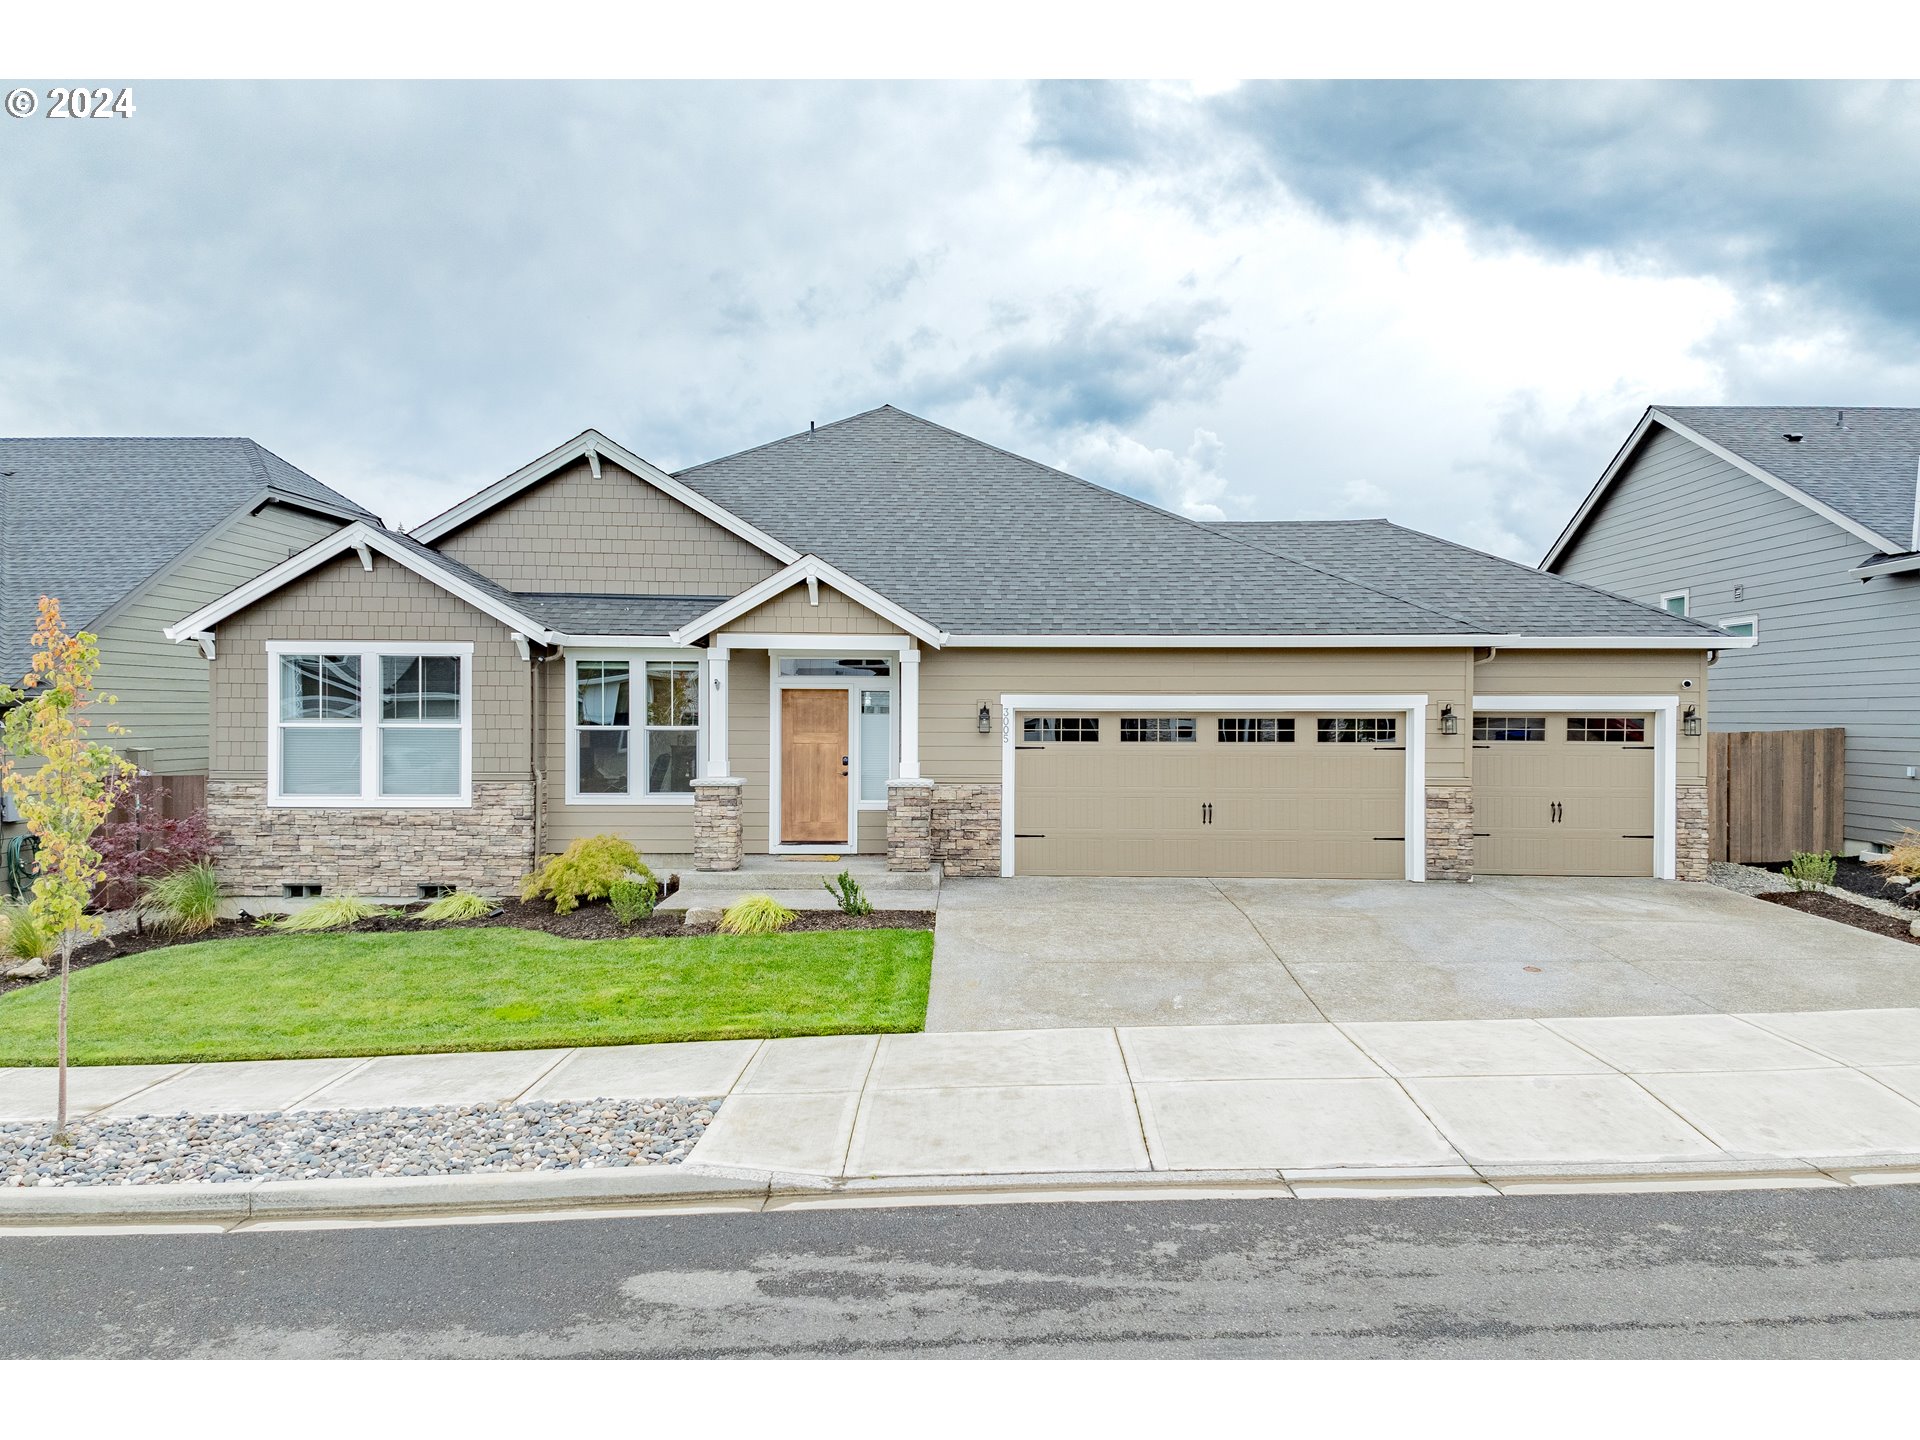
[781,688,849,844]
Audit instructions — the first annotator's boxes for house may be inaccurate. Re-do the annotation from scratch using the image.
[1543,406,1920,854]
[1,438,375,836]
[162,405,1734,903]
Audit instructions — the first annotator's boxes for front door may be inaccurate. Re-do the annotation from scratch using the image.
[781,688,849,844]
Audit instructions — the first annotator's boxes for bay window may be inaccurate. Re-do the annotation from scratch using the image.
[568,654,701,802]
[269,643,471,806]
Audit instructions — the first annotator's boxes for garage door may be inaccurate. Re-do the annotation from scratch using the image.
[1473,712,1655,876]
[1013,710,1406,878]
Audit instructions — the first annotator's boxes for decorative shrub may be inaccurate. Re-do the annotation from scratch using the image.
[1783,851,1838,892]
[822,869,872,916]
[609,872,659,926]
[138,862,223,936]
[417,890,498,923]
[0,902,52,960]
[278,895,399,932]
[718,895,798,936]
[520,835,654,915]
[92,780,215,911]
[1866,830,1920,907]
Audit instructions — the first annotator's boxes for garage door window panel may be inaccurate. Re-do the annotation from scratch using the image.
[1472,715,1545,742]
[1219,717,1295,743]
[1567,717,1647,743]
[1318,716,1397,744]
[1120,717,1196,742]
[1023,716,1099,742]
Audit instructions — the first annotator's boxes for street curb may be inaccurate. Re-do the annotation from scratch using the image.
[7,1153,1920,1228]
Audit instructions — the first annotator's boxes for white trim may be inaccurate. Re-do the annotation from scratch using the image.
[265,641,474,810]
[1717,615,1759,644]
[190,632,216,661]
[1851,551,1920,579]
[669,555,949,649]
[1543,409,1907,568]
[706,651,731,779]
[166,522,559,644]
[997,693,1430,883]
[408,429,802,563]
[898,648,921,781]
[941,632,1734,650]
[1471,694,1681,881]
[713,631,919,654]
[563,650,704,807]
[1659,589,1691,618]
[767,659,898,851]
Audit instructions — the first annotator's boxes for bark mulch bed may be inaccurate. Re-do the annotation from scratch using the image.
[1757,889,1920,945]
[0,898,935,997]
[1767,856,1917,909]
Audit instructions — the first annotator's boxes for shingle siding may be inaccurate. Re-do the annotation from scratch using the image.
[1554,423,1920,848]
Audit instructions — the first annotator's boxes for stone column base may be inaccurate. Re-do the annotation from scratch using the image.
[692,778,745,872]
[932,782,1002,877]
[1425,785,1475,881]
[886,779,935,872]
[1676,780,1709,882]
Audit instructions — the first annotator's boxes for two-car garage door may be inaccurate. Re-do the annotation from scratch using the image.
[1013,710,1407,879]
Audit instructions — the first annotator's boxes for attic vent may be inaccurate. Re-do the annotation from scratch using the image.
[1782,432,1804,442]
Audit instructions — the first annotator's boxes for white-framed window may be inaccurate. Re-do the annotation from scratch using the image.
[566,652,703,804]
[267,642,473,808]
[1719,615,1758,642]
[1660,590,1690,617]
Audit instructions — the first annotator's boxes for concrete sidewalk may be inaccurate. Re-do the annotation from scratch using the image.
[8,1009,1920,1187]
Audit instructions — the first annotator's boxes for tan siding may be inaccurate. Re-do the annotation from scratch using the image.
[719,582,893,636]
[434,458,782,595]
[90,503,343,775]
[918,648,1476,785]
[1474,649,1709,781]
[209,552,530,782]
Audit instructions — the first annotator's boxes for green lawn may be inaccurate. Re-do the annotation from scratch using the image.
[0,927,933,1066]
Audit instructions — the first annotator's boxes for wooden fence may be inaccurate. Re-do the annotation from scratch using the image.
[104,772,207,828]
[1708,728,1845,864]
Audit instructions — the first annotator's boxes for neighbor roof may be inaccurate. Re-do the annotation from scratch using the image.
[1212,520,1729,640]
[1,437,376,680]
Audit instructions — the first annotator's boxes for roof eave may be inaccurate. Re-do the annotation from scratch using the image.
[939,632,1738,650]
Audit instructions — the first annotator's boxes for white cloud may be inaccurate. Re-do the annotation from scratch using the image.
[1056,427,1235,519]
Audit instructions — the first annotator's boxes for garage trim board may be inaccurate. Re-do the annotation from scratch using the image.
[1472,694,1680,881]
[998,693,1430,881]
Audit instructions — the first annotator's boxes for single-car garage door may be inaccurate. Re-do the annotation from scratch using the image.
[1473,711,1655,876]
[1013,710,1406,878]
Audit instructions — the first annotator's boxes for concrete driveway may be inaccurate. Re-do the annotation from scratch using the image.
[926,876,1920,1032]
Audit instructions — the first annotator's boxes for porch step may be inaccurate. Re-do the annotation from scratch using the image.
[655,888,938,915]
[665,854,941,895]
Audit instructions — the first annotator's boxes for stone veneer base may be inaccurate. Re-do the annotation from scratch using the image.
[932,782,1001,878]
[1676,780,1709,882]
[208,779,535,898]
[1424,785,1474,881]
[692,778,745,872]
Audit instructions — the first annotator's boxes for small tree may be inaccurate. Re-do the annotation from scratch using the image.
[0,597,135,1139]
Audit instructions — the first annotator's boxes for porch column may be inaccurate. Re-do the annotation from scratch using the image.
[706,648,730,778]
[899,646,921,780]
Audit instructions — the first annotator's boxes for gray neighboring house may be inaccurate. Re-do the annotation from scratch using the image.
[1544,405,1920,853]
[1,438,375,819]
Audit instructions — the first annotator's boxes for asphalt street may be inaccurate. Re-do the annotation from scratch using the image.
[5,1186,1920,1358]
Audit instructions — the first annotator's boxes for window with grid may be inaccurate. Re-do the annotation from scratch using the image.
[1317,716,1397,743]
[1218,717,1295,743]
[1471,715,1545,742]
[1120,717,1196,743]
[1022,716,1099,742]
[573,658,700,798]
[273,649,467,803]
[1567,716,1647,743]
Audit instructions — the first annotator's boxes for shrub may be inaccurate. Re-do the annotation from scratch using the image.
[822,869,872,916]
[1783,851,1838,892]
[0,901,51,960]
[1866,830,1920,907]
[278,895,398,932]
[718,895,797,936]
[520,835,654,915]
[417,890,498,923]
[609,872,659,926]
[139,861,222,936]
[92,780,215,911]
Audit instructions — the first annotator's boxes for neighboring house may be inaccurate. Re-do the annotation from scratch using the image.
[1544,406,1920,854]
[0,438,375,827]
[163,405,1731,903]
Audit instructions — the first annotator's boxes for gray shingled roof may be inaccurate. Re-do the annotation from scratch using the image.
[2,437,376,681]
[671,406,1488,637]
[1658,406,1920,549]
[1212,520,1728,640]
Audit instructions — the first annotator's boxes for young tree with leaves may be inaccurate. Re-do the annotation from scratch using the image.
[1,596,135,1139]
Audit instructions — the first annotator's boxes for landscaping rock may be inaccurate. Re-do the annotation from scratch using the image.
[0,1096,722,1188]
[1910,917,1920,939]
[684,906,724,928]
[2,959,49,981]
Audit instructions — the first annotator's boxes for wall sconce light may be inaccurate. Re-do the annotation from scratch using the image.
[977,703,993,734]
[1439,703,1458,736]
[1683,704,1701,737]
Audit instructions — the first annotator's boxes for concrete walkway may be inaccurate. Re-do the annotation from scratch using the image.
[928,875,1920,1030]
[9,1009,1920,1188]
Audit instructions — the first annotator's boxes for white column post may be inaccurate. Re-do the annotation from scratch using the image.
[899,647,921,780]
[707,647,731,778]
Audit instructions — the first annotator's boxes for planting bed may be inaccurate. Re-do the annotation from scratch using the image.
[1758,890,1920,945]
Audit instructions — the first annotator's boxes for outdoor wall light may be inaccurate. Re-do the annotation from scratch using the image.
[977,703,993,734]
[1439,703,1458,736]
[1683,704,1701,737]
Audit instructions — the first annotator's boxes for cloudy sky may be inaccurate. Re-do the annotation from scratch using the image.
[4,80,1917,559]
